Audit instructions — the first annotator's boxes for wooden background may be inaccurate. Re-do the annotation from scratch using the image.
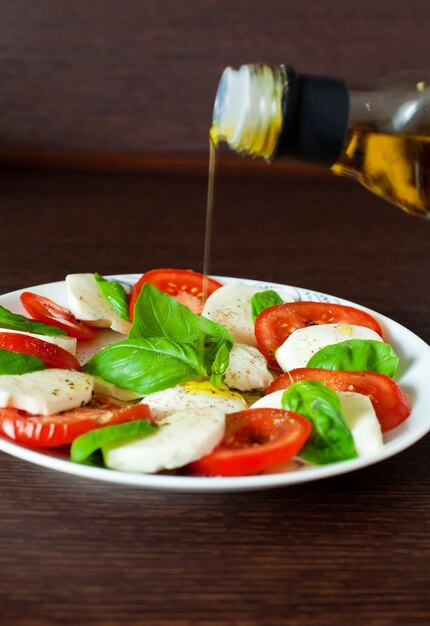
[1,0,430,162]
[1,5,430,625]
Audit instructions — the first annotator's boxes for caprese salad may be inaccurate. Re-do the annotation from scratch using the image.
[0,269,411,477]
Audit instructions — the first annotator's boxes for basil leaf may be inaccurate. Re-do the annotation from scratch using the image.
[209,342,230,388]
[129,283,232,372]
[282,381,357,465]
[84,337,207,394]
[94,273,130,321]
[78,450,105,468]
[85,285,234,396]
[307,339,399,377]
[0,305,67,336]
[0,349,46,375]
[70,419,157,464]
[251,290,283,321]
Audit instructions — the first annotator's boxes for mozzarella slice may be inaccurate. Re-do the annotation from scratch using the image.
[252,389,383,457]
[251,389,286,410]
[201,283,263,347]
[66,273,131,335]
[202,283,295,347]
[141,380,248,421]
[92,375,143,401]
[337,391,383,456]
[0,369,93,415]
[224,343,273,391]
[104,408,225,473]
[276,323,383,371]
[0,327,77,355]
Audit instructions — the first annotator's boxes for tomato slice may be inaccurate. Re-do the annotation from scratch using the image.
[267,368,410,433]
[129,268,223,318]
[0,332,81,371]
[255,301,383,369]
[188,408,311,477]
[20,292,98,340]
[0,396,152,447]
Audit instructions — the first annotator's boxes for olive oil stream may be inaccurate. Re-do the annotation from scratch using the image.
[198,138,217,364]
[202,138,217,303]
[202,136,296,386]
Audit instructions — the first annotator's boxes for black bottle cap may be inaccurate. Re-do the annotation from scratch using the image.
[275,67,350,167]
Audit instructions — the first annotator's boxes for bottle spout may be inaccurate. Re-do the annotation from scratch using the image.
[212,70,228,131]
[211,64,286,159]
[211,66,251,147]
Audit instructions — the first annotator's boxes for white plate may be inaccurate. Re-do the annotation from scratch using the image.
[0,274,429,493]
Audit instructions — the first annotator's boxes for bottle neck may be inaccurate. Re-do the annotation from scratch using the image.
[274,67,350,167]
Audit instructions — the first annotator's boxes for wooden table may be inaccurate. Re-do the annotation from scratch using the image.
[1,165,429,626]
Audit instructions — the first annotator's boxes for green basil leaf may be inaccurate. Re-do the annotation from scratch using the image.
[129,283,233,372]
[70,419,157,464]
[0,305,67,336]
[282,380,357,465]
[0,349,46,375]
[307,339,399,377]
[251,290,283,322]
[78,450,105,468]
[84,337,207,394]
[94,273,130,321]
[209,342,230,388]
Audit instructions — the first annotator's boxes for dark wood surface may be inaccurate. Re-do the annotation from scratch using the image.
[2,0,430,155]
[0,164,430,626]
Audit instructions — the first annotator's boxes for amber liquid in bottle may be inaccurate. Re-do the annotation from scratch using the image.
[333,130,430,217]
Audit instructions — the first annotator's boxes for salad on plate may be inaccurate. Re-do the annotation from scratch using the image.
[0,268,415,482]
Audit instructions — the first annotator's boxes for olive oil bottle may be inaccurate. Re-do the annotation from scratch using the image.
[211,65,430,217]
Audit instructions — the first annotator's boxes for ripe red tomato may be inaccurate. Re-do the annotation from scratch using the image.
[129,268,223,318]
[255,301,383,369]
[0,332,81,371]
[188,408,311,477]
[20,292,98,340]
[0,398,152,447]
[267,368,410,433]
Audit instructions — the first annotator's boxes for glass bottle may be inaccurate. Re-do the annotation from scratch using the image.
[211,64,430,218]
